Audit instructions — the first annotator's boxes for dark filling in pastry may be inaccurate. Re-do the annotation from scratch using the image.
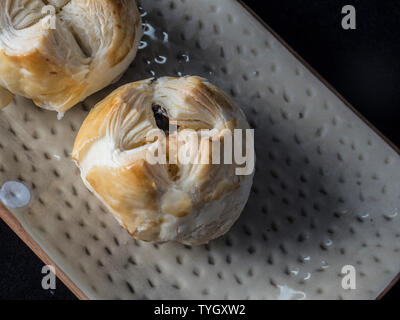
[151,104,181,180]
[152,104,170,135]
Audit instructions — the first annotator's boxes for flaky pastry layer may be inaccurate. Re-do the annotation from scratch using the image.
[0,0,142,113]
[73,76,254,245]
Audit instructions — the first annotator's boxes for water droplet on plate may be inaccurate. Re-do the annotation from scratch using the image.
[139,41,148,50]
[320,260,330,269]
[303,272,311,281]
[138,6,148,18]
[277,285,306,300]
[162,32,169,43]
[289,268,299,276]
[384,208,398,219]
[359,213,370,219]
[182,54,190,62]
[143,23,156,40]
[57,112,65,120]
[0,181,31,208]
[177,53,190,63]
[154,55,167,64]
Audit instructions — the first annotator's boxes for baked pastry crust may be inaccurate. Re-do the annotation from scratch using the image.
[0,0,142,113]
[73,76,254,245]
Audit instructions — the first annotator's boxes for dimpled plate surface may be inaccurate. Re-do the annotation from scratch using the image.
[0,0,399,300]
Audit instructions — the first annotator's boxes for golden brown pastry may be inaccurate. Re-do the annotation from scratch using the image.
[0,0,142,114]
[72,76,254,245]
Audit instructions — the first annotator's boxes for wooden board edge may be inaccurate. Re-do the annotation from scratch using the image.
[0,202,89,300]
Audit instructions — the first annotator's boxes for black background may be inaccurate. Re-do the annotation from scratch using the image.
[0,0,399,300]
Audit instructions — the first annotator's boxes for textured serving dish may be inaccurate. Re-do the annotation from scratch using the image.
[1,0,399,300]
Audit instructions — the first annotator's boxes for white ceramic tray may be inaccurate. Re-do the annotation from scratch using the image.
[0,0,399,300]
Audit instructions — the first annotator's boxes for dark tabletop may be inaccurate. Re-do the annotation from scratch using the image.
[0,0,399,300]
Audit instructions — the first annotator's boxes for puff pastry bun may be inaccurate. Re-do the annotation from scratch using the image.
[0,0,142,113]
[73,76,254,245]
